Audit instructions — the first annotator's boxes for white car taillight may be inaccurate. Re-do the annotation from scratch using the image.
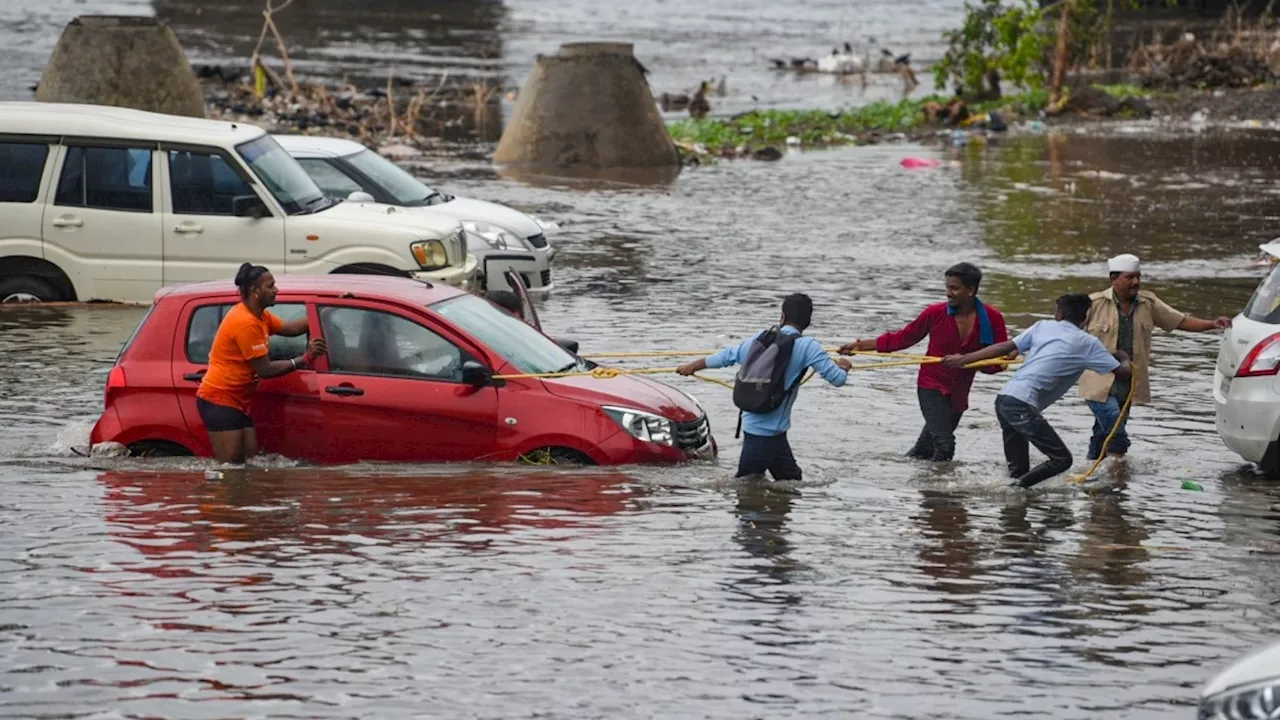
[1236,332,1280,377]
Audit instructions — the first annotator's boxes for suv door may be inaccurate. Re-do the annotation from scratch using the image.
[161,147,285,287]
[174,297,324,460]
[314,301,499,463]
[43,142,163,301]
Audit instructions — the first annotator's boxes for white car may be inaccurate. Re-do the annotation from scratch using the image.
[0,102,479,304]
[1197,638,1280,718]
[1214,240,1280,474]
[273,135,556,293]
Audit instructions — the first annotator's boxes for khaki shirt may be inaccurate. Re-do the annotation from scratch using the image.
[1078,288,1185,404]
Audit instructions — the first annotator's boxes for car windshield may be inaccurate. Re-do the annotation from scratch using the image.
[431,294,579,375]
[346,149,443,206]
[1243,262,1280,324]
[236,135,331,215]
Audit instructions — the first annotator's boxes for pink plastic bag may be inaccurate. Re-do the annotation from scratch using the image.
[901,156,942,169]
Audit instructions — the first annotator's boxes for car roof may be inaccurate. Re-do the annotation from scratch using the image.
[0,101,267,147]
[155,274,468,305]
[272,134,368,159]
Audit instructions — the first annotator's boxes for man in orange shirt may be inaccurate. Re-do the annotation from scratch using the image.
[197,263,326,464]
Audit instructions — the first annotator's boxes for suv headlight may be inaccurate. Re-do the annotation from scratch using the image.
[463,220,526,251]
[603,406,673,446]
[410,239,449,270]
[1200,679,1280,719]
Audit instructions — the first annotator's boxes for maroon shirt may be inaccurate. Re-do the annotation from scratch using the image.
[875,301,1009,413]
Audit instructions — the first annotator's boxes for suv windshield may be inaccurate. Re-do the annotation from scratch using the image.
[236,135,331,215]
[346,149,444,206]
[1243,262,1280,324]
[431,294,578,374]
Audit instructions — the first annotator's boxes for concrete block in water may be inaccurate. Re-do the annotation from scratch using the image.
[494,42,679,169]
[36,15,205,118]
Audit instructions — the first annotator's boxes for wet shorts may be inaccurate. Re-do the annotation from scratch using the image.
[196,397,254,432]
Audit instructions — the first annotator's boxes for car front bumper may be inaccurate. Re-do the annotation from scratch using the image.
[1214,368,1280,464]
[477,248,555,293]
[412,253,481,291]
[588,427,718,465]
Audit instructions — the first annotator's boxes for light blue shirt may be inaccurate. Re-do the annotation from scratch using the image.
[706,326,848,436]
[1000,320,1120,411]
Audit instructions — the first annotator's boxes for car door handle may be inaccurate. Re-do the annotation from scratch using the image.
[325,385,364,396]
[183,370,206,382]
[174,223,203,234]
[51,217,83,228]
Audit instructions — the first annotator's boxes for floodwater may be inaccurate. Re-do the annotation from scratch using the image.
[4,2,1280,719]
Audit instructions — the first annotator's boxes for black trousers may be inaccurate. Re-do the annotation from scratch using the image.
[907,388,964,462]
[995,395,1073,488]
[736,432,802,481]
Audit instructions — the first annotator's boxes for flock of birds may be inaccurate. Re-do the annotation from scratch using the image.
[656,40,919,119]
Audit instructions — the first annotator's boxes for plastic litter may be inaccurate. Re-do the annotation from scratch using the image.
[901,156,942,169]
[1181,480,1204,491]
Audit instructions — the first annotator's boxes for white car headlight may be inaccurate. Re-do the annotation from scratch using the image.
[1200,678,1280,719]
[603,406,673,446]
[462,220,526,251]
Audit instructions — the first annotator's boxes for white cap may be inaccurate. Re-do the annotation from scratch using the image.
[1108,253,1140,274]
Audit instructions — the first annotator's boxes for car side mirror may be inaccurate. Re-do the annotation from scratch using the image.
[554,337,579,354]
[461,360,496,388]
[232,195,269,218]
[347,191,376,203]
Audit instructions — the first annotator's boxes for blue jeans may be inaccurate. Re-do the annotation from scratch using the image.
[1086,395,1131,460]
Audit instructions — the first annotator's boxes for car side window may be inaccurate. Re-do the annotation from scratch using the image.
[297,159,363,197]
[186,302,308,364]
[319,306,464,382]
[54,145,153,212]
[168,150,255,216]
[0,141,50,203]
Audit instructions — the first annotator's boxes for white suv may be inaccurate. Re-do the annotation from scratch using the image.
[1215,240,1280,474]
[0,102,479,304]
[273,135,556,293]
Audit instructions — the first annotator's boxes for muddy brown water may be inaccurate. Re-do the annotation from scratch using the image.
[5,2,1280,719]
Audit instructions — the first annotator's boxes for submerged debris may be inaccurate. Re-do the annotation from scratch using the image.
[1129,33,1279,90]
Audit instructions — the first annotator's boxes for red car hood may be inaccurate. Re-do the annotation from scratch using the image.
[540,374,704,423]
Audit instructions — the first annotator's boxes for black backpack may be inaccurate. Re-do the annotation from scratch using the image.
[732,327,800,414]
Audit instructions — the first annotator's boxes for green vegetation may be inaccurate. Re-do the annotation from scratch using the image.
[668,92,1050,155]
[1093,83,1161,99]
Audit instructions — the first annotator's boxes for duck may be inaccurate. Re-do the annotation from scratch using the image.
[688,80,712,119]
[769,56,819,72]
[817,42,864,74]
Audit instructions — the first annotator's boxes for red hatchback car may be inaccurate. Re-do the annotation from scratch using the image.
[90,275,717,465]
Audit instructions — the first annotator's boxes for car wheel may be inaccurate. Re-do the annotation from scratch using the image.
[1260,441,1280,479]
[127,440,194,458]
[0,275,60,304]
[519,447,595,466]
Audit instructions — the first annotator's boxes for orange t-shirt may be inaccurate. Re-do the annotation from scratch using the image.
[196,303,284,413]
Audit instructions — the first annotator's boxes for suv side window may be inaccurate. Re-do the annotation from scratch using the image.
[186,303,308,364]
[54,145,153,212]
[168,150,255,215]
[0,141,50,203]
[319,306,464,382]
[297,159,363,197]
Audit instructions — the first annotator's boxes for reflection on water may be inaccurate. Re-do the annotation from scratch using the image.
[4,1,1280,711]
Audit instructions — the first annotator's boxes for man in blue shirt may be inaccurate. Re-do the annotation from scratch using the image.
[677,294,852,480]
[943,294,1132,489]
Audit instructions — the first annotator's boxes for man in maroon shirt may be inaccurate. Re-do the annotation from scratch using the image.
[838,263,1010,462]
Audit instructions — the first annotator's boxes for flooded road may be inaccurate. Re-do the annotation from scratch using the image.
[5,1,1280,718]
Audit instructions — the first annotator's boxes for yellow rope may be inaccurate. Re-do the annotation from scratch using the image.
[494,355,1016,383]
[1068,365,1139,486]
[582,347,1022,367]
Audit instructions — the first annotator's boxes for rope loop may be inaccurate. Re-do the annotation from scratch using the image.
[590,367,621,379]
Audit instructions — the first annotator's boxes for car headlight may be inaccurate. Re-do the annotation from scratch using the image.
[462,220,526,251]
[1199,679,1280,719]
[603,406,673,446]
[410,239,449,270]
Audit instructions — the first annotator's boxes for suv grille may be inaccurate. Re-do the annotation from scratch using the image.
[673,415,711,451]
[526,233,548,249]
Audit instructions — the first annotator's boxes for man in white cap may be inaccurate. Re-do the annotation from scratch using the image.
[1078,253,1231,461]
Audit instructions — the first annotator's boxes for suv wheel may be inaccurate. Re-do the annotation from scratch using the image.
[0,276,60,304]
